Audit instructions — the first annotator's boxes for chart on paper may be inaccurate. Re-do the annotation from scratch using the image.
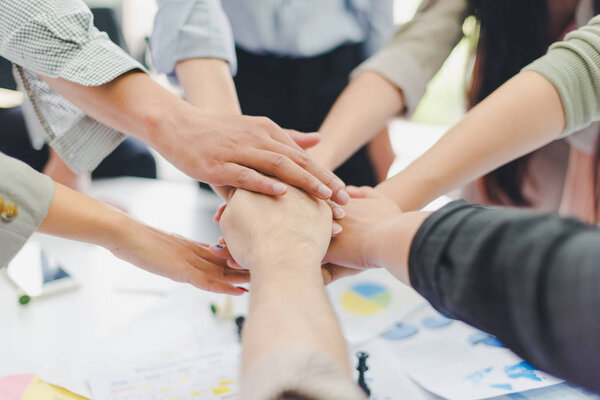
[327,269,424,344]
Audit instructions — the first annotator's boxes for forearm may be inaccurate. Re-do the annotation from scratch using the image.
[314,71,404,170]
[175,58,241,114]
[376,71,565,210]
[409,201,600,392]
[37,182,127,250]
[243,257,349,373]
[40,71,195,150]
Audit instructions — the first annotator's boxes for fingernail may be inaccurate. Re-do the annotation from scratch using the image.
[273,182,287,194]
[336,189,350,204]
[318,184,333,199]
[237,287,249,293]
[332,224,343,235]
[210,244,224,251]
[333,207,345,219]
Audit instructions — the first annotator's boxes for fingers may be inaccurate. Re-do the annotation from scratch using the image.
[213,203,227,222]
[211,185,234,201]
[321,263,362,285]
[332,222,343,237]
[236,148,346,202]
[326,200,346,219]
[287,130,321,149]
[346,185,381,199]
[209,243,246,270]
[222,163,289,196]
[266,141,349,204]
[186,270,248,295]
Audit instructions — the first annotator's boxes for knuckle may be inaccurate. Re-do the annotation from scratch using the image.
[236,168,253,186]
[294,151,310,167]
[271,154,286,168]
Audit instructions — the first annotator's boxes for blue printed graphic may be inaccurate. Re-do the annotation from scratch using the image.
[490,383,513,390]
[380,323,418,341]
[422,314,453,329]
[505,361,542,382]
[468,332,506,348]
[464,367,493,385]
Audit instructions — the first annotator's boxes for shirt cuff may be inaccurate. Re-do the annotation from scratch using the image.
[0,153,54,267]
[151,0,237,81]
[241,345,366,400]
[15,67,125,174]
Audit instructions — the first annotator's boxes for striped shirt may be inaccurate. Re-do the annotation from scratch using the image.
[0,0,144,173]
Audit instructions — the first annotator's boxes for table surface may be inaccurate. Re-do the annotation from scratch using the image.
[0,120,452,396]
[0,178,226,377]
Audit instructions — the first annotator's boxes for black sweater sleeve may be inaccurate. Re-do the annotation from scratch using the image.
[409,201,600,393]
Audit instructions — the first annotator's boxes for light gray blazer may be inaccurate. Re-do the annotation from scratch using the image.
[0,152,54,267]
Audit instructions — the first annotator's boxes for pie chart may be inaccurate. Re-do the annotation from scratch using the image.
[340,282,392,315]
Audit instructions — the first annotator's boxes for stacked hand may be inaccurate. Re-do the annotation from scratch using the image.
[213,185,403,284]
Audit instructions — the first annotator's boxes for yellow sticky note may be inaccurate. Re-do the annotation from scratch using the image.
[21,376,89,400]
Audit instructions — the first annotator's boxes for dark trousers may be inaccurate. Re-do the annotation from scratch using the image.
[234,43,377,187]
[0,106,156,179]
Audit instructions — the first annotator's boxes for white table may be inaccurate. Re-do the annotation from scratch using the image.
[0,178,225,377]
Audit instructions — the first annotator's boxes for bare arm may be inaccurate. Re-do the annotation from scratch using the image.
[313,71,404,170]
[311,0,467,170]
[41,71,348,204]
[377,71,565,210]
[219,188,348,369]
[38,182,249,294]
[175,58,241,114]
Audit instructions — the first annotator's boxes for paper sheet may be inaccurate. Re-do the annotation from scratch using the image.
[41,286,239,398]
[21,376,88,400]
[88,347,240,400]
[489,383,600,399]
[326,268,424,344]
[366,303,562,400]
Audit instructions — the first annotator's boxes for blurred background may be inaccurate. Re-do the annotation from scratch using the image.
[72,0,474,182]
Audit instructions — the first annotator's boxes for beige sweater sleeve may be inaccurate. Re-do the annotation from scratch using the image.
[0,152,54,268]
[241,345,366,400]
[353,0,468,115]
[525,15,600,137]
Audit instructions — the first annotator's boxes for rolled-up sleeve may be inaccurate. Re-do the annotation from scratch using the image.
[524,15,600,138]
[0,0,146,174]
[0,0,143,86]
[151,0,237,80]
[0,153,54,268]
[352,0,468,116]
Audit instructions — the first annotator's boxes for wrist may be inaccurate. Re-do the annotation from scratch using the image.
[370,211,430,285]
[309,142,336,171]
[142,94,197,149]
[250,244,324,278]
[96,208,136,252]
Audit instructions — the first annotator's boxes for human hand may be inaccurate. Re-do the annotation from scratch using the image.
[150,110,349,204]
[219,186,333,272]
[208,243,359,285]
[108,218,250,295]
[325,186,402,270]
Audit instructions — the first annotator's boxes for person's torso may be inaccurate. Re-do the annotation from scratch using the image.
[221,0,392,57]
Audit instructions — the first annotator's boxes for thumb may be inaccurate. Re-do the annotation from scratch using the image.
[287,130,321,149]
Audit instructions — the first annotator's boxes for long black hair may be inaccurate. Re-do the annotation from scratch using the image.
[467,0,551,206]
